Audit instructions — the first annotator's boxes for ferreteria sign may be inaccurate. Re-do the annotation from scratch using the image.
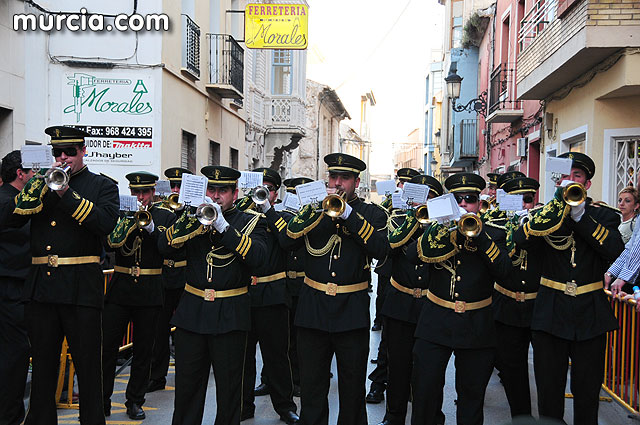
[245,3,308,50]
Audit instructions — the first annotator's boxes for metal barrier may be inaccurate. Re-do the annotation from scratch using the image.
[603,289,640,417]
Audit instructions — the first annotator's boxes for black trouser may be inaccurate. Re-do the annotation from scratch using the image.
[532,330,606,425]
[242,304,296,417]
[0,280,29,425]
[289,295,300,386]
[367,321,388,391]
[172,328,247,425]
[24,301,105,425]
[150,287,183,382]
[495,321,533,418]
[382,316,416,425]
[102,303,160,409]
[373,275,389,326]
[297,326,369,425]
[412,339,494,425]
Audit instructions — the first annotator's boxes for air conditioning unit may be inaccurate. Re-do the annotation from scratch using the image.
[517,137,528,157]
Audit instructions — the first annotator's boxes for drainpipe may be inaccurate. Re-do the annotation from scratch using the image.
[316,91,327,180]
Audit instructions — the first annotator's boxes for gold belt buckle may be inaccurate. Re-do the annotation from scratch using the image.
[130,266,141,277]
[565,281,577,297]
[412,288,423,298]
[47,254,59,268]
[325,283,338,296]
[287,271,297,279]
[515,291,525,302]
[203,288,216,301]
[166,259,175,267]
[454,300,466,313]
[251,276,258,286]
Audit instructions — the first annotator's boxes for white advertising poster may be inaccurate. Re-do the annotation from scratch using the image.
[61,72,156,167]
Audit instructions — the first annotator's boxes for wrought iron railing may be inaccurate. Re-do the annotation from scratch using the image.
[182,14,200,78]
[207,34,244,96]
[489,63,522,115]
[518,0,559,51]
[460,119,478,158]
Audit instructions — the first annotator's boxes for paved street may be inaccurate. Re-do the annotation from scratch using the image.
[52,274,636,425]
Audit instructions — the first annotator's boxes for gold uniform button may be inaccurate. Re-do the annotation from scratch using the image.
[522,280,526,285]
[336,223,340,229]
[293,256,297,261]
[333,255,339,260]
[457,260,461,265]
[418,276,422,281]
[51,221,56,227]
[46,245,51,251]
[456,276,461,282]
[415,265,418,270]
[454,292,459,298]
[331,272,336,277]
[46,271,51,276]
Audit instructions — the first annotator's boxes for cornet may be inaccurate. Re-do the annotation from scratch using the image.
[167,193,184,211]
[251,185,271,206]
[457,213,483,238]
[195,203,218,226]
[134,205,152,227]
[414,205,431,225]
[322,192,346,218]
[44,162,71,190]
[479,196,495,214]
[562,182,587,207]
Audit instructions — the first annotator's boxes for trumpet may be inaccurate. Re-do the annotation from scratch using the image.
[44,162,71,190]
[415,205,431,224]
[562,182,587,207]
[167,193,184,211]
[457,213,483,238]
[195,203,218,226]
[134,206,152,227]
[251,185,270,206]
[322,192,346,218]
[479,196,495,214]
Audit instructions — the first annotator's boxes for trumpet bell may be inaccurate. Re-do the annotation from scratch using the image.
[322,193,346,218]
[252,185,270,205]
[479,200,490,214]
[167,193,183,211]
[458,213,482,238]
[415,205,430,224]
[44,163,71,190]
[196,203,218,226]
[562,182,586,207]
[134,209,152,227]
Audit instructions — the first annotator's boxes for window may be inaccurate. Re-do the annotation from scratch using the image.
[501,16,510,65]
[181,14,201,79]
[0,107,13,155]
[452,17,463,49]
[615,137,640,193]
[229,147,239,169]
[209,141,220,165]
[181,131,196,172]
[272,50,292,95]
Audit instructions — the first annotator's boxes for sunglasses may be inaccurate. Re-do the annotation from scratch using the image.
[170,182,181,189]
[264,185,277,192]
[454,194,479,204]
[52,146,80,157]
[523,195,535,203]
[131,188,153,195]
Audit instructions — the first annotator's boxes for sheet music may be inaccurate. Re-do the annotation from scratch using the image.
[546,156,572,175]
[427,193,461,223]
[496,189,507,205]
[178,174,207,206]
[274,202,285,211]
[20,145,53,168]
[119,195,138,212]
[401,182,430,205]
[375,180,397,196]
[296,181,327,206]
[392,192,407,209]
[155,180,172,196]
[500,194,523,211]
[283,192,301,211]
[238,171,264,190]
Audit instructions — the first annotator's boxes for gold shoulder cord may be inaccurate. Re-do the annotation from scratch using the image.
[434,259,457,299]
[543,232,577,268]
[305,234,342,270]
[512,249,528,270]
[120,235,143,264]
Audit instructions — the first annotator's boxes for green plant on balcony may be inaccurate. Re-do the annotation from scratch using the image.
[462,12,489,49]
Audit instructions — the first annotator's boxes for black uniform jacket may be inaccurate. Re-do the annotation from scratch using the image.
[279,209,305,298]
[408,226,511,349]
[373,207,392,279]
[106,205,176,307]
[11,167,119,308]
[513,200,623,340]
[281,197,389,333]
[381,213,428,324]
[487,219,542,328]
[162,236,187,290]
[159,206,267,335]
[0,184,31,299]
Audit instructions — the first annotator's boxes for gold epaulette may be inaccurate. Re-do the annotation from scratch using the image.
[485,220,507,231]
[591,201,621,214]
[152,202,173,213]
[100,172,119,185]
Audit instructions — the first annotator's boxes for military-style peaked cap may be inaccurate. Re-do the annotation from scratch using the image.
[503,177,540,194]
[164,167,193,182]
[45,126,89,145]
[126,171,159,189]
[444,173,485,193]
[201,166,241,187]
[324,153,366,174]
[496,171,526,189]
[487,173,501,186]
[253,167,282,188]
[558,152,595,180]
[397,168,420,182]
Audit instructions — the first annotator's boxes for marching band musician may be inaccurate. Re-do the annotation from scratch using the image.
[487,176,541,418]
[408,172,511,425]
[12,126,119,424]
[378,174,444,425]
[512,152,623,424]
[241,167,299,424]
[103,172,177,420]
[485,172,500,199]
[481,171,525,221]
[148,167,192,393]
[159,165,267,425]
[281,153,389,425]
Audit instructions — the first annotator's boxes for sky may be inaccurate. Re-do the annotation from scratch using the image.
[305,0,445,175]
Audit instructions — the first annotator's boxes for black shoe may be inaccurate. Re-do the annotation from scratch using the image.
[279,410,300,424]
[293,384,301,397]
[241,410,254,421]
[370,358,378,364]
[377,420,392,425]
[254,382,270,396]
[371,322,382,331]
[126,402,146,420]
[104,405,111,417]
[147,378,166,393]
[365,387,385,404]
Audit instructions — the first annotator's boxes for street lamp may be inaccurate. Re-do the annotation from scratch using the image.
[445,62,487,117]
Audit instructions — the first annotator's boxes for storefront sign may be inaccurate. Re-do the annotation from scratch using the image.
[245,4,308,49]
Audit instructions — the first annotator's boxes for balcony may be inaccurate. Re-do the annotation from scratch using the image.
[460,119,478,158]
[486,63,523,124]
[206,34,244,99]
[516,0,640,100]
[181,15,200,79]
[268,97,305,136]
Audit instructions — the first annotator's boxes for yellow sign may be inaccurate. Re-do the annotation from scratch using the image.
[245,4,308,50]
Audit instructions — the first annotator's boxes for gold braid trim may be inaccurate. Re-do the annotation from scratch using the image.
[390,220,420,249]
[286,209,324,239]
[107,218,139,248]
[168,223,207,246]
[417,230,460,263]
[240,213,262,235]
[14,180,49,215]
[524,203,571,238]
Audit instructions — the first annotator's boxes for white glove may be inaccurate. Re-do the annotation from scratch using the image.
[258,201,272,213]
[570,202,586,222]
[339,202,353,220]
[204,196,214,204]
[142,220,155,233]
[212,203,230,232]
[516,209,528,217]
[560,179,575,188]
